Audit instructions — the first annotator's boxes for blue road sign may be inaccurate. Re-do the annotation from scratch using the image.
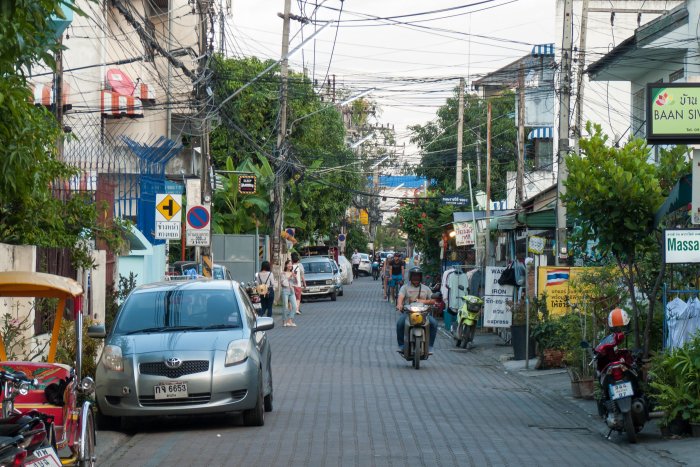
[187,206,210,230]
[338,234,346,242]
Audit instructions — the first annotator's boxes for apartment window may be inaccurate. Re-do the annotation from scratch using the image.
[669,68,684,83]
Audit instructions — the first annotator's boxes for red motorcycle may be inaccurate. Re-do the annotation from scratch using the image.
[587,332,649,443]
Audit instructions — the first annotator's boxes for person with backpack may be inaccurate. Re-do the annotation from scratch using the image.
[255,261,276,317]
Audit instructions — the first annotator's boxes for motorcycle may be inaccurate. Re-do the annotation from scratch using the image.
[371,261,380,280]
[243,281,262,312]
[398,301,433,370]
[585,332,648,443]
[0,370,59,465]
[452,295,483,349]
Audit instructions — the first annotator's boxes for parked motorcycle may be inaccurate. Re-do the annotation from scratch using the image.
[585,332,648,443]
[371,261,380,280]
[243,281,262,312]
[398,301,433,370]
[452,295,483,349]
[0,370,58,463]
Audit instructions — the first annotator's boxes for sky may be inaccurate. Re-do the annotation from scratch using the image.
[227,0,556,155]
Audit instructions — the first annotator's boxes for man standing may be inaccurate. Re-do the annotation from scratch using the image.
[291,253,306,315]
[351,249,361,279]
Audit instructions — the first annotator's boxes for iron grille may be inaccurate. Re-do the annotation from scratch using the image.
[139,393,211,406]
[139,360,209,378]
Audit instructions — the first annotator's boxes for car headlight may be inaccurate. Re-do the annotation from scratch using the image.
[102,345,124,372]
[325,280,333,285]
[225,340,250,366]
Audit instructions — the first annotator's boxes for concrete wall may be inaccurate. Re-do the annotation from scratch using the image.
[117,227,167,287]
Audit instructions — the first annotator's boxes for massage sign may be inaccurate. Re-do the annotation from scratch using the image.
[647,83,700,144]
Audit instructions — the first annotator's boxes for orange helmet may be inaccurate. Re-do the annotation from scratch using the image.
[608,308,630,328]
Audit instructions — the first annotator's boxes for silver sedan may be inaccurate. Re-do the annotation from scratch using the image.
[88,280,274,428]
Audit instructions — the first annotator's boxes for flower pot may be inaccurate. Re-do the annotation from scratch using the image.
[542,348,564,368]
[511,325,535,361]
[577,377,595,399]
[691,423,700,437]
[570,380,582,398]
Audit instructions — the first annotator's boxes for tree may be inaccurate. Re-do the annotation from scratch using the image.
[409,88,517,199]
[345,224,370,254]
[210,55,363,241]
[0,1,126,268]
[562,122,690,356]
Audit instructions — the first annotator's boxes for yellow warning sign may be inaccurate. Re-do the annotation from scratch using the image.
[359,209,369,225]
[157,194,181,221]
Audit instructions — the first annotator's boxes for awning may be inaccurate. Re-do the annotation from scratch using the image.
[653,173,691,228]
[528,127,553,140]
[489,213,518,231]
[517,209,556,228]
[531,43,554,57]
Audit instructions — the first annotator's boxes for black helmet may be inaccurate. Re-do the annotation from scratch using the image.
[408,267,423,282]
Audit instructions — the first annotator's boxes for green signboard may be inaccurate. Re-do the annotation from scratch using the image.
[647,83,700,143]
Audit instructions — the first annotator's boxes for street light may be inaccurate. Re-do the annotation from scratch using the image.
[286,88,375,136]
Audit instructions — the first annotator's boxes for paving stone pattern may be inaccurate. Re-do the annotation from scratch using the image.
[101,277,682,467]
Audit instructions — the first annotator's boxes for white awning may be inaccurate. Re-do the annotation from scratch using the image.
[528,127,553,140]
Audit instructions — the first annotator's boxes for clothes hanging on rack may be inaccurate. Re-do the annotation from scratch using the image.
[446,268,469,311]
[467,268,483,296]
[666,297,700,349]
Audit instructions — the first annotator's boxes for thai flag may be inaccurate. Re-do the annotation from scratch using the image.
[546,269,569,286]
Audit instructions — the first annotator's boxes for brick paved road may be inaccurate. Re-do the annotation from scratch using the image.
[100,277,682,467]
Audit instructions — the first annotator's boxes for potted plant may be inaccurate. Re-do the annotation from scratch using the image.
[648,334,700,437]
[530,318,567,369]
[507,296,537,361]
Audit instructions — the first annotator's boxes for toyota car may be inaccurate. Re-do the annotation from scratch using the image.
[89,279,274,428]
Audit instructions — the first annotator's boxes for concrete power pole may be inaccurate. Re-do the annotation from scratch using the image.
[574,0,590,151]
[485,101,492,267]
[456,77,465,190]
[556,0,573,266]
[517,62,525,206]
[272,0,292,272]
[197,0,212,262]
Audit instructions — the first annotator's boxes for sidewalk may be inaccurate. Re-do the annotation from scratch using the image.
[452,328,699,465]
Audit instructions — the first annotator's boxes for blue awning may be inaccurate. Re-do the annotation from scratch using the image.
[532,43,555,57]
[528,127,553,140]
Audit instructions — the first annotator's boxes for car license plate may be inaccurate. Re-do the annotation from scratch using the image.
[155,381,188,399]
[609,381,634,400]
[309,287,320,292]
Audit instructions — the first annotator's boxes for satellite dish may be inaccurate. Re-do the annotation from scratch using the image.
[106,68,136,96]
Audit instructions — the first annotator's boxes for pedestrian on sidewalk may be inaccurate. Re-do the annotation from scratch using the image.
[280,260,298,327]
[291,252,306,315]
[255,261,276,318]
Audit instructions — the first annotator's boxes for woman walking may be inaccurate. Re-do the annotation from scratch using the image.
[280,260,298,327]
[255,261,276,317]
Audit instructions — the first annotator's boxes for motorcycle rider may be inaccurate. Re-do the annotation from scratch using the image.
[396,267,437,353]
[385,253,405,300]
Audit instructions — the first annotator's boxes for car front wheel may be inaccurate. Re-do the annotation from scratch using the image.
[243,374,265,426]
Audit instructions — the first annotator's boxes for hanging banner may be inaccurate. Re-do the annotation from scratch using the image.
[536,266,589,316]
[528,236,545,254]
[454,222,475,246]
[483,266,514,327]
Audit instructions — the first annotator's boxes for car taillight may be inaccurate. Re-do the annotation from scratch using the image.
[611,366,624,381]
[12,450,27,467]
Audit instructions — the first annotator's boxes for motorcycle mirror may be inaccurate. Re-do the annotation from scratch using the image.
[579,341,590,349]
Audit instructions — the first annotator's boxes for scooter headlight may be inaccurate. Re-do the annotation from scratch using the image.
[409,312,425,326]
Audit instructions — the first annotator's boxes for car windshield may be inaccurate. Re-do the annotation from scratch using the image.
[302,261,332,274]
[113,289,242,335]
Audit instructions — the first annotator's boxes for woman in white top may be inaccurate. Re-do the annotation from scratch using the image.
[280,260,298,327]
[255,261,276,317]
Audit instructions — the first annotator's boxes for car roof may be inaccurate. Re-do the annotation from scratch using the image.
[300,256,332,262]
[132,279,240,294]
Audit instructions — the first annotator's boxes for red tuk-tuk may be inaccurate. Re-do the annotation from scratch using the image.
[0,271,96,466]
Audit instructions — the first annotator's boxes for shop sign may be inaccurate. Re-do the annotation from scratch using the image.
[483,267,513,327]
[454,222,475,246]
[664,229,700,263]
[647,83,700,143]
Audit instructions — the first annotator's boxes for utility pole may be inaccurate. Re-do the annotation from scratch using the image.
[574,0,590,151]
[456,77,465,190]
[197,0,212,263]
[556,0,573,266]
[219,0,225,55]
[517,62,525,206]
[272,0,292,273]
[55,37,64,159]
[476,114,482,186]
[485,101,492,267]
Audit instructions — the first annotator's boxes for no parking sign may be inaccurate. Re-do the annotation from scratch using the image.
[338,233,346,249]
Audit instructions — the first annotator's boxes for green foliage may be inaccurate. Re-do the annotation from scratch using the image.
[0,1,125,268]
[55,318,100,380]
[531,319,568,351]
[397,193,454,269]
[345,224,370,254]
[409,89,517,198]
[0,311,47,361]
[210,55,362,241]
[649,334,700,424]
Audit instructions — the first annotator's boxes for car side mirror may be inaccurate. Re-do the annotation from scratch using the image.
[254,316,274,332]
[87,324,106,338]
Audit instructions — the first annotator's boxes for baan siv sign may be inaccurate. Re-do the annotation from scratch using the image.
[664,229,700,263]
[647,83,700,144]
